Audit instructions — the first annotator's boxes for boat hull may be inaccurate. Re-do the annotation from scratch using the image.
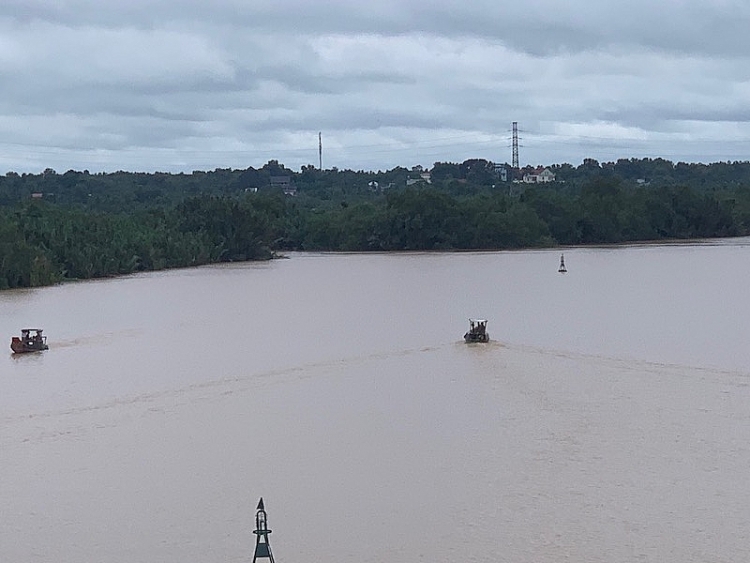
[464,332,490,343]
[10,337,49,354]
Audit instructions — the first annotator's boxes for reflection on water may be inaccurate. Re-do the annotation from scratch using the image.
[2,242,750,562]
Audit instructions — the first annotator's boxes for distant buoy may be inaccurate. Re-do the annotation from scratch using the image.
[558,253,567,273]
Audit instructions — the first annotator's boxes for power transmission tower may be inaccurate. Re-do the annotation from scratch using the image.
[511,122,519,169]
[318,132,322,170]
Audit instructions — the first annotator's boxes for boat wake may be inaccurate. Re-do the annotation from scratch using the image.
[50,329,142,348]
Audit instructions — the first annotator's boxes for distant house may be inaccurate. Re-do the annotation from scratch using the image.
[539,168,555,182]
[494,164,508,182]
[406,172,431,187]
[269,175,297,196]
[522,167,556,184]
[269,175,291,189]
[31,192,43,198]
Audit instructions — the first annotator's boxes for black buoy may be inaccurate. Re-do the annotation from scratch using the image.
[252,498,275,563]
[558,253,567,273]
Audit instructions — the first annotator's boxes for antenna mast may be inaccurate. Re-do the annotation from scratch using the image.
[511,121,519,169]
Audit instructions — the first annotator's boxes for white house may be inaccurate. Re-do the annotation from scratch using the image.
[494,164,508,182]
[522,167,556,183]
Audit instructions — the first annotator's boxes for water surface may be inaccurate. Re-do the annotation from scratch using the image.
[2,242,750,562]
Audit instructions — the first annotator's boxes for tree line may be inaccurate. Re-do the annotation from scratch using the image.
[2,158,750,289]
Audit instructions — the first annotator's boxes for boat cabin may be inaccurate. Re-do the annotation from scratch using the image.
[464,318,489,343]
[11,328,49,353]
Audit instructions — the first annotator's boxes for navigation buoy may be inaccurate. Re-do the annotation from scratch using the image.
[558,253,567,273]
[252,497,275,563]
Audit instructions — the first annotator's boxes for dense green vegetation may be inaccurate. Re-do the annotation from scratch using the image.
[2,157,750,289]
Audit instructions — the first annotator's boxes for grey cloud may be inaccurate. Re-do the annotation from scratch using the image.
[1,1,750,172]
[4,1,750,55]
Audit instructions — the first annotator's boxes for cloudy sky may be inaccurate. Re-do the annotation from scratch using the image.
[1,0,749,173]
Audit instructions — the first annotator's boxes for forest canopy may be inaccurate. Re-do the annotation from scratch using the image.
[2,157,750,289]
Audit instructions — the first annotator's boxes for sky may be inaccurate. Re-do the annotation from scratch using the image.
[1,0,750,174]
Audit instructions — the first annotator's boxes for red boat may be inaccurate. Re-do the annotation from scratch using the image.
[11,328,49,353]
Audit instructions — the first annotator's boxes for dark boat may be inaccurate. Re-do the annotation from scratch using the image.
[558,253,567,273]
[11,328,49,353]
[464,318,489,343]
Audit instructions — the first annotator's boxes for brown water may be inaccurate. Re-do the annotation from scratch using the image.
[2,242,750,562]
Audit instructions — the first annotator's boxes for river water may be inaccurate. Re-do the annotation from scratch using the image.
[2,241,750,563]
